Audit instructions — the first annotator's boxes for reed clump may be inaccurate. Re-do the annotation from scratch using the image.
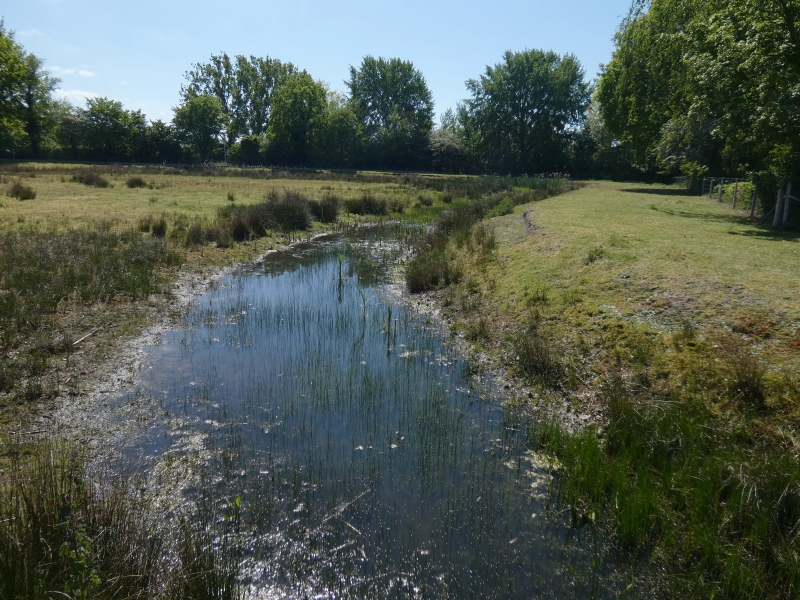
[532,371,800,599]
[71,170,110,188]
[7,180,36,200]
[343,192,388,216]
[125,175,147,188]
[0,438,242,600]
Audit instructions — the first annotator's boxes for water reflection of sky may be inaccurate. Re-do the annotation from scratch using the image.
[116,227,627,599]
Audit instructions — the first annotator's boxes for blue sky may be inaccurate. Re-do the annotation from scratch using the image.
[5,0,632,123]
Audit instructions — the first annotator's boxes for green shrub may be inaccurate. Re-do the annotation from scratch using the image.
[486,197,515,218]
[308,193,340,223]
[230,212,251,241]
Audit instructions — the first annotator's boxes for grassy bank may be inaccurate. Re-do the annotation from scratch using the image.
[408,181,800,598]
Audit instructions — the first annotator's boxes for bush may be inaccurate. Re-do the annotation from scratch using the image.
[230,211,251,241]
[344,193,388,215]
[206,224,232,248]
[486,197,515,218]
[513,315,563,386]
[308,193,340,223]
[405,248,461,292]
[126,176,147,188]
[7,180,36,200]
[71,170,110,188]
[186,221,206,246]
[417,194,433,207]
[269,190,312,231]
[151,216,167,237]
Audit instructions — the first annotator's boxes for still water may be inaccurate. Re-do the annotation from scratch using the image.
[119,226,625,598]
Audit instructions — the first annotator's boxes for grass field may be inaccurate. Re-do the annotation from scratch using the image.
[434,180,800,598]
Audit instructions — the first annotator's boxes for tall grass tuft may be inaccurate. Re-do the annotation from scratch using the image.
[125,176,147,189]
[7,180,36,200]
[71,170,110,188]
[513,313,563,386]
[308,193,340,223]
[531,373,800,599]
[0,438,243,600]
[343,193,388,216]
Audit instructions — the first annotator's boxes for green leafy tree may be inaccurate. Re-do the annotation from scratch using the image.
[19,53,59,157]
[429,128,466,173]
[598,0,800,179]
[309,94,366,168]
[55,102,88,159]
[346,56,434,169]
[173,94,226,162]
[0,21,59,157]
[83,97,146,161]
[0,21,29,155]
[142,119,182,163]
[266,73,327,166]
[183,53,295,143]
[460,49,590,175]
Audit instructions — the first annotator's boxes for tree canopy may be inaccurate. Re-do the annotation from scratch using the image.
[597,0,800,180]
[182,53,295,144]
[173,94,226,162]
[346,56,434,169]
[460,49,590,175]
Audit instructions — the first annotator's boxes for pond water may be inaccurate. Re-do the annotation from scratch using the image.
[117,226,626,598]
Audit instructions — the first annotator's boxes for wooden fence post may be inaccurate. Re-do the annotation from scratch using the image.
[732,180,739,209]
[709,178,714,199]
[773,184,786,228]
[750,183,757,217]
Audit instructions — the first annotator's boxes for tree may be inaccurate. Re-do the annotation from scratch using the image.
[429,128,466,173]
[142,120,182,163]
[266,73,327,166]
[597,0,800,179]
[19,54,58,157]
[346,56,434,169]
[460,49,590,175]
[173,94,226,162]
[183,53,295,143]
[83,97,146,161]
[0,21,59,157]
[310,99,366,168]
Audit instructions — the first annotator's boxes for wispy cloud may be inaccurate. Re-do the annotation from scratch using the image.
[49,66,76,75]
[18,29,44,37]
[78,70,95,77]
[55,89,100,104]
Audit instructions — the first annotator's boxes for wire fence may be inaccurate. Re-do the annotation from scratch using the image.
[672,176,797,227]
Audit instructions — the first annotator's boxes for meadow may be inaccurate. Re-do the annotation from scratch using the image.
[424,180,800,598]
[2,166,799,598]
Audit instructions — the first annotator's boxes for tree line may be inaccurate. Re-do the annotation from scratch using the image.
[597,0,800,183]
[4,2,794,180]
[0,20,607,176]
